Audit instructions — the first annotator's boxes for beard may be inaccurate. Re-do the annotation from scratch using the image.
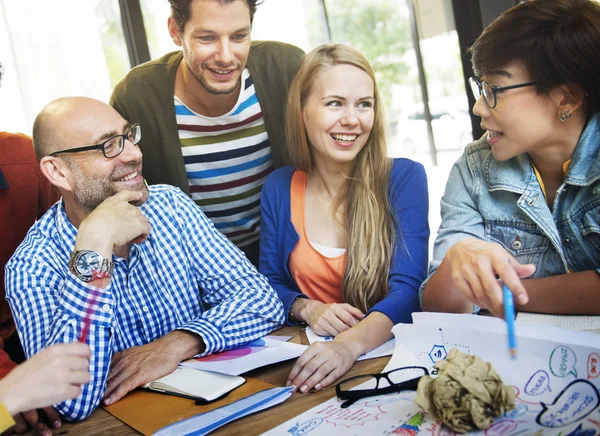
[189,62,241,95]
[68,161,149,214]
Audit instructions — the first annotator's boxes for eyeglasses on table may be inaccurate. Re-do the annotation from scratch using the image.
[335,366,430,409]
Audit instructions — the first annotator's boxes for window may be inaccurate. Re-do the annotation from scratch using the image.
[0,0,129,133]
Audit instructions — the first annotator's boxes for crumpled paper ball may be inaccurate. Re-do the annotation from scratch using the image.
[415,348,515,434]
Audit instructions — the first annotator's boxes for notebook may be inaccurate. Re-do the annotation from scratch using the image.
[144,367,245,402]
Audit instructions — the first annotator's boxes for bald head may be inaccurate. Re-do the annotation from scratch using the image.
[32,97,124,161]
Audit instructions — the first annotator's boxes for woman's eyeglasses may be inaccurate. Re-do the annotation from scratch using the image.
[469,77,537,109]
[335,366,429,408]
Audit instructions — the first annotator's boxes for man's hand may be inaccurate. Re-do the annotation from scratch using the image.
[75,190,151,258]
[103,331,205,406]
[446,238,536,317]
[295,300,365,336]
[286,339,359,393]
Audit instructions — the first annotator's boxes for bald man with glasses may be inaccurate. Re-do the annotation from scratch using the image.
[5,96,284,422]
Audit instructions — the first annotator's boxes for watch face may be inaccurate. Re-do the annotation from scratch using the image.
[76,252,101,275]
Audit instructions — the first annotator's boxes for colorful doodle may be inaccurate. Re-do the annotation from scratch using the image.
[550,346,578,378]
[525,370,552,396]
[193,338,266,362]
[287,418,323,436]
[537,380,600,428]
[428,345,447,364]
[566,423,597,436]
[391,412,425,435]
[588,354,600,380]
[504,404,529,419]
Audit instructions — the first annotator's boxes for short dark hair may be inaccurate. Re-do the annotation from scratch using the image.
[169,0,262,31]
[470,0,600,114]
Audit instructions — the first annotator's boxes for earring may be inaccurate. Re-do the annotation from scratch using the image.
[558,111,571,122]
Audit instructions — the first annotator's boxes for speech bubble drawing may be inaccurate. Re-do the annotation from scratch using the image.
[484,419,518,435]
[550,345,578,378]
[536,379,600,428]
[587,353,600,380]
[524,370,552,396]
[504,404,528,419]
[287,418,323,436]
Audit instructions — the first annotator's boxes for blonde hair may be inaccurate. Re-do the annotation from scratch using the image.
[286,44,396,313]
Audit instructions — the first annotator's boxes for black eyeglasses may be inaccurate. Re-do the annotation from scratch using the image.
[469,77,537,109]
[335,366,429,408]
[49,123,141,159]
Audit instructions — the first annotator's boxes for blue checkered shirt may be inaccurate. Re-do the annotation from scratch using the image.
[5,185,284,421]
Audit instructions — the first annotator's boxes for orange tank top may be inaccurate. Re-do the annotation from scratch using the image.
[288,171,346,303]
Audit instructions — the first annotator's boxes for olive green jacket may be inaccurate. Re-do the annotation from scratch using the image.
[110,41,304,194]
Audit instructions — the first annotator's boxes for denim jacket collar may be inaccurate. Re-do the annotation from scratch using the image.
[485,112,600,193]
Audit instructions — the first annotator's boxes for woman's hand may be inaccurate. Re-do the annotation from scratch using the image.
[295,299,365,336]
[286,339,359,393]
[446,238,536,317]
[0,342,90,417]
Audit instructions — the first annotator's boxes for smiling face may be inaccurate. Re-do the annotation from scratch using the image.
[171,0,252,97]
[302,64,375,170]
[57,100,148,214]
[473,61,561,161]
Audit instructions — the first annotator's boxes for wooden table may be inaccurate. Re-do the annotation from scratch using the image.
[57,326,391,435]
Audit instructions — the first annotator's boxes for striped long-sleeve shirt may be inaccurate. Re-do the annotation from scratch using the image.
[5,185,284,421]
[176,69,272,248]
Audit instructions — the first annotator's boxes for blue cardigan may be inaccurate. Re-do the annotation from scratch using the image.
[259,158,429,325]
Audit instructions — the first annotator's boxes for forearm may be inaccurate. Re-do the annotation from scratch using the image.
[162,330,205,361]
[8,275,115,420]
[421,258,473,313]
[183,283,284,355]
[334,312,394,357]
[520,270,600,314]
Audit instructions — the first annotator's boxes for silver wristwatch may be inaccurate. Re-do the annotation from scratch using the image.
[69,250,114,282]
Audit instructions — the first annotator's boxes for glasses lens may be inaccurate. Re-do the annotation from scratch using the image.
[103,136,123,158]
[388,367,427,386]
[338,375,379,393]
[482,82,495,108]
[469,78,481,100]
[128,124,141,145]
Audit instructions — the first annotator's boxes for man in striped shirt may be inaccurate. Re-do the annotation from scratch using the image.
[111,0,304,266]
[5,97,284,421]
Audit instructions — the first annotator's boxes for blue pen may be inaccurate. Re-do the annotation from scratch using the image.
[503,283,517,359]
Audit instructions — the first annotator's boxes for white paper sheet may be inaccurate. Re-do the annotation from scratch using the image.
[265,314,600,435]
[180,336,307,376]
[304,327,395,361]
[412,312,600,348]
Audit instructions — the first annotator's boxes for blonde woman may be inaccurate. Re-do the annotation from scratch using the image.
[259,44,429,393]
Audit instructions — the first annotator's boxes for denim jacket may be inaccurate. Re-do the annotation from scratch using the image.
[420,112,600,305]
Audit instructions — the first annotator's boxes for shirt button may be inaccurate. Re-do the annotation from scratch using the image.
[102,304,110,313]
[564,237,570,245]
[143,306,149,313]
[511,239,523,250]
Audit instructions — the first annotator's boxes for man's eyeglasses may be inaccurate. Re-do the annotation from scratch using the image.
[469,77,537,109]
[49,123,141,159]
[335,366,429,408]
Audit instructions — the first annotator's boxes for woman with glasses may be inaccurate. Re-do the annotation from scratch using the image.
[259,44,429,393]
[421,0,600,318]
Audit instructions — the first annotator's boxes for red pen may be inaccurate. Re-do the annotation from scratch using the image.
[79,287,102,343]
